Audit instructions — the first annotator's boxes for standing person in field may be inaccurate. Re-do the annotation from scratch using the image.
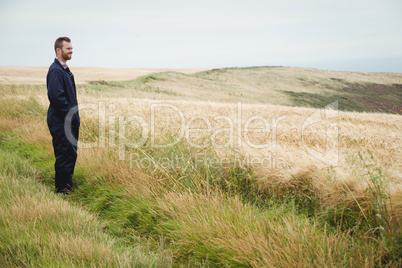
[46,37,80,194]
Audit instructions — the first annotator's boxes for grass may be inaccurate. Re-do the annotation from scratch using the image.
[83,73,182,96]
[1,123,401,267]
[192,67,402,113]
[1,67,402,267]
[158,194,384,267]
[282,82,402,114]
[0,146,166,267]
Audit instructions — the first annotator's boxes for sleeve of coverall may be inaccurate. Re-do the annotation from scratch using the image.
[47,68,70,114]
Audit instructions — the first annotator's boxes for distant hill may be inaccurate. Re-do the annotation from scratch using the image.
[1,65,401,114]
[83,66,402,114]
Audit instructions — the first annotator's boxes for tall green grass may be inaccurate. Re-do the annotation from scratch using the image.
[0,148,167,267]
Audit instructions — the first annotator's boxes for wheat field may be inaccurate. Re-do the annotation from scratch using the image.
[76,94,402,219]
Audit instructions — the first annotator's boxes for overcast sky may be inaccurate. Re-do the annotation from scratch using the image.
[1,0,401,72]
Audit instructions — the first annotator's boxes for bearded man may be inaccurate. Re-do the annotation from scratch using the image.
[46,36,80,194]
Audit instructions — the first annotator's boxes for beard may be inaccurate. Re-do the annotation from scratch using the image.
[61,51,72,61]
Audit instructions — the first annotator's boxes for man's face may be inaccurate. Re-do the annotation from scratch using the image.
[59,41,73,62]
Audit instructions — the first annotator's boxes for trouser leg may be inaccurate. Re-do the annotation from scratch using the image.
[50,124,79,192]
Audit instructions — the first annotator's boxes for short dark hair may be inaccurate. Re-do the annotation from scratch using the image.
[54,37,71,53]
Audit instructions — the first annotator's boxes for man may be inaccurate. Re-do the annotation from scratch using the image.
[47,37,80,194]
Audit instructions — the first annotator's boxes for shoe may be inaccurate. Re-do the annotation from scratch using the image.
[56,188,71,195]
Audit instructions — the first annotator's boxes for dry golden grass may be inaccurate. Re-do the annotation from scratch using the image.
[76,147,165,200]
[73,97,401,218]
[158,192,381,267]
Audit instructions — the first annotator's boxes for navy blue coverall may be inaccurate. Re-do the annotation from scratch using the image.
[46,59,80,193]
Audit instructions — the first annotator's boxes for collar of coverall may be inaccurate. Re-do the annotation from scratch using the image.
[55,57,69,70]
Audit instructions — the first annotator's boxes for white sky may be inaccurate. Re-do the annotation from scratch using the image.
[1,0,401,72]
